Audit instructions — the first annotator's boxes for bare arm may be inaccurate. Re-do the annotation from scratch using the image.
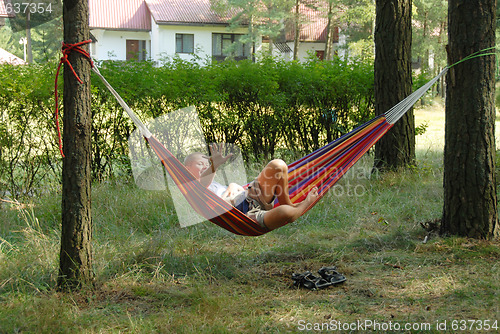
[199,143,233,187]
[221,183,245,200]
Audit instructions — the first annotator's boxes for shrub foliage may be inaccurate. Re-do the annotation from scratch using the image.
[0,57,374,197]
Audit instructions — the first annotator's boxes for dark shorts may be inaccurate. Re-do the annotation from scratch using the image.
[233,179,274,229]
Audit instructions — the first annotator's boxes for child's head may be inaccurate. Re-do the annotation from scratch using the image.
[184,152,209,179]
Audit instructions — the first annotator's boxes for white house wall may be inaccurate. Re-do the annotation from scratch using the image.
[152,22,248,64]
[91,29,151,61]
[150,19,160,62]
[296,42,327,61]
[90,25,337,64]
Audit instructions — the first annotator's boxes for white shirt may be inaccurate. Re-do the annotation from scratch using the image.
[208,181,228,197]
[208,181,246,206]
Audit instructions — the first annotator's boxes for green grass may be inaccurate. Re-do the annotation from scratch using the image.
[1,103,499,333]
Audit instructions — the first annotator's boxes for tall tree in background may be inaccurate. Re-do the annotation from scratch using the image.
[373,0,414,170]
[412,0,447,74]
[324,0,337,60]
[211,0,294,57]
[340,0,375,59]
[292,0,329,61]
[261,0,295,55]
[58,0,94,290]
[441,0,498,239]
[210,0,258,51]
[293,0,301,60]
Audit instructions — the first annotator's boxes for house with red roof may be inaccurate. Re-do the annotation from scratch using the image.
[89,0,152,61]
[89,0,249,63]
[275,2,340,61]
[89,0,339,63]
[0,0,14,27]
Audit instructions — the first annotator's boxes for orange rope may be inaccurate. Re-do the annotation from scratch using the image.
[54,40,94,157]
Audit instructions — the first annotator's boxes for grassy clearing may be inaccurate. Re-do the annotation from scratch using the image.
[1,103,499,333]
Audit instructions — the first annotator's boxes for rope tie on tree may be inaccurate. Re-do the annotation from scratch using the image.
[54,40,94,157]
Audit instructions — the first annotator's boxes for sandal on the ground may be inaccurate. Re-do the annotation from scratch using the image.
[318,266,347,285]
[292,271,316,289]
[292,271,334,290]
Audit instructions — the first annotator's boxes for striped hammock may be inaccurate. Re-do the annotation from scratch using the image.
[93,67,448,236]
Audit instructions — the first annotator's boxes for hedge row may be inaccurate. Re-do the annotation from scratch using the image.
[0,56,375,197]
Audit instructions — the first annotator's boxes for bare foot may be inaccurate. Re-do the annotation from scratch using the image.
[305,187,319,203]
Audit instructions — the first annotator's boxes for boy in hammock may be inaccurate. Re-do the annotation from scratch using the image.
[184,144,318,231]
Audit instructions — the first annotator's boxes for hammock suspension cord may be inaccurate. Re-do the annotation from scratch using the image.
[385,47,497,124]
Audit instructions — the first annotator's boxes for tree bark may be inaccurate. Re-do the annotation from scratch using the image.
[441,0,498,239]
[324,1,335,61]
[58,0,94,290]
[26,12,33,64]
[293,0,300,61]
[374,0,414,170]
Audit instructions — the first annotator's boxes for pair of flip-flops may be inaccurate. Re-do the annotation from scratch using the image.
[292,266,346,290]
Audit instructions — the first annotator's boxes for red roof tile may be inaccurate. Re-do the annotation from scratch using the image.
[146,0,237,25]
[286,3,338,43]
[89,0,151,30]
[0,0,15,18]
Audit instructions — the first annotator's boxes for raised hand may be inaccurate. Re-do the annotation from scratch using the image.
[203,143,233,171]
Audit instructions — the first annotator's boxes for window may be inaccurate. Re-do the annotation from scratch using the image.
[212,33,250,61]
[126,40,147,61]
[176,34,194,54]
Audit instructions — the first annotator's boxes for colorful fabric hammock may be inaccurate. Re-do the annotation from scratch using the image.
[92,66,448,236]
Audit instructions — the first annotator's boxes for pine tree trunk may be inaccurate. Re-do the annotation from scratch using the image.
[58,0,94,290]
[374,0,414,170]
[441,0,498,239]
[324,1,335,61]
[293,0,300,61]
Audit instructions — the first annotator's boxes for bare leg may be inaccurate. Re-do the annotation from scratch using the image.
[263,187,319,230]
[256,159,293,206]
[253,159,319,230]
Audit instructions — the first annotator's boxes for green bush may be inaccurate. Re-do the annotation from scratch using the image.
[0,57,375,197]
[0,63,59,198]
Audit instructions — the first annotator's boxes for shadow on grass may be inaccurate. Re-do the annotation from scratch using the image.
[1,215,498,334]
